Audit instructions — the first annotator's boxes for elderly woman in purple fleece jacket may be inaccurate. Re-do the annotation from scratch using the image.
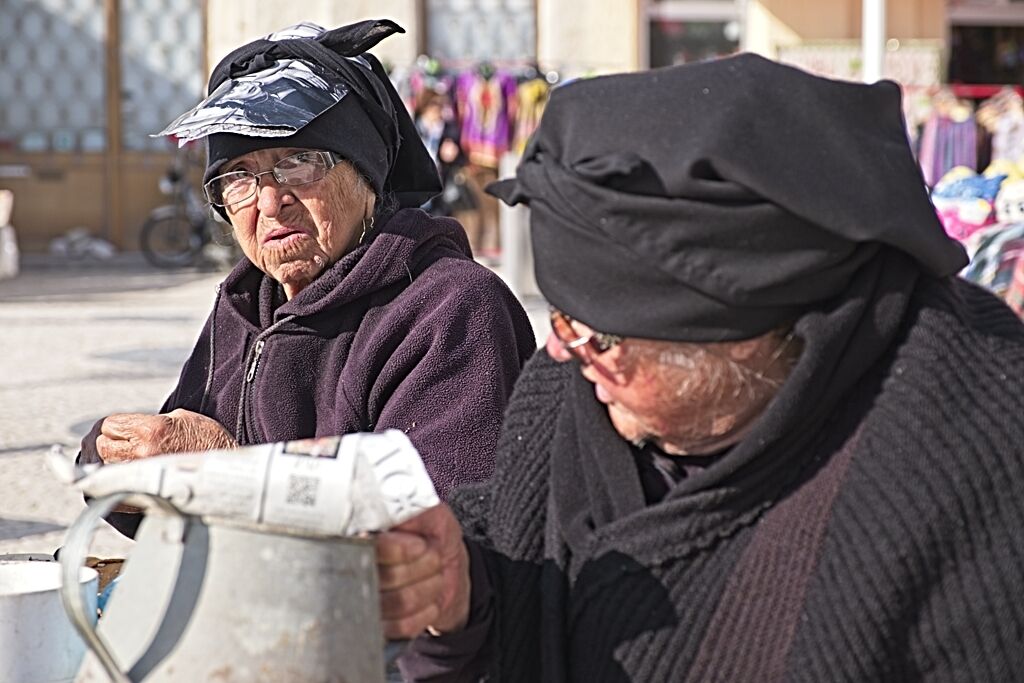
[78,20,535,534]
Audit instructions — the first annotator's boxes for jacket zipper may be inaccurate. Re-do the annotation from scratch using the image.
[245,340,265,382]
[235,315,296,445]
[237,339,265,444]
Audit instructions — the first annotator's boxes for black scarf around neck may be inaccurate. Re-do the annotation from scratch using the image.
[550,248,921,571]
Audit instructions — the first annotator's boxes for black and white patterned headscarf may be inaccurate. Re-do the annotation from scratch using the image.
[161,19,440,211]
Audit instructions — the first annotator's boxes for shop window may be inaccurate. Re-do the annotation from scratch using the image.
[649,19,740,67]
[0,0,202,154]
[646,1,740,68]
[0,0,107,153]
[426,0,536,62]
[949,25,1024,85]
[120,0,203,151]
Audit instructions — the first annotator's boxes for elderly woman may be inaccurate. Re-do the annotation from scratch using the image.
[377,55,1024,681]
[80,20,535,534]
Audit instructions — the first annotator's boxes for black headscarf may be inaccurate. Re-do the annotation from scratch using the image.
[204,19,440,211]
[489,54,967,342]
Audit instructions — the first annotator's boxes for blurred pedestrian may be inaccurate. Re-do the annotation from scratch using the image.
[415,89,477,227]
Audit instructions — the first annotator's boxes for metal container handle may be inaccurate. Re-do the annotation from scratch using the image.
[59,492,183,683]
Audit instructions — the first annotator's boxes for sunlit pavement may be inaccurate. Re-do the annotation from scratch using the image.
[0,254,223,557]
[0,253,549,558]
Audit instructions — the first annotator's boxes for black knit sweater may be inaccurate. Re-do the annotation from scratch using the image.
[441,268,1024,682]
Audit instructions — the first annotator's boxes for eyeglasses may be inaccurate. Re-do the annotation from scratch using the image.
[549,307,623,363]
[203,150,339,207]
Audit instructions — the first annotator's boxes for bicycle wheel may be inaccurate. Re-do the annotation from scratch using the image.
[140,209,204,268]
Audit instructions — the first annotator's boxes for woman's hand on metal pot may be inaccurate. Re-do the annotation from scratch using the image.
[376,503,472,639]
[93,408,237,464]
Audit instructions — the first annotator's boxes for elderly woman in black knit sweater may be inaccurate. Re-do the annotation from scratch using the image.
[378,55,1024,682]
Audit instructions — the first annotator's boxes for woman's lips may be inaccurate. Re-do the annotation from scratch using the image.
[262,227,308,246]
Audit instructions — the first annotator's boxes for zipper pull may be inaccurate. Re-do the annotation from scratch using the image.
[246,339,265,382]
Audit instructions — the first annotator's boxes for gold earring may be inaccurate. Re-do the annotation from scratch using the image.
[359,215,374,245]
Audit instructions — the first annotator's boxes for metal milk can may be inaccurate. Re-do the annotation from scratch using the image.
[51,432,439,683]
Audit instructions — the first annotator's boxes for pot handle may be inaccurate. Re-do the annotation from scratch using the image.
[59,492,182,683]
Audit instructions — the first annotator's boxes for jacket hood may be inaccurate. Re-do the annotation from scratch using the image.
[221,208,473,328]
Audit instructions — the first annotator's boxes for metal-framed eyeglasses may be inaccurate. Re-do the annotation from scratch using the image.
[549,307,624,364]
[203,150,340,207]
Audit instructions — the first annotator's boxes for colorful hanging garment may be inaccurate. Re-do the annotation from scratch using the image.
[455,68,518,169]
[513,77,550,154]
[919,114,978,187]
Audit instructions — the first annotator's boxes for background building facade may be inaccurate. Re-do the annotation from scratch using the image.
[2,0,1023,251]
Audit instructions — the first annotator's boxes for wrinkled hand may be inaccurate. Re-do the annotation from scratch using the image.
[377,504,471,639]
[76,409,235,515]
[84,408,236,465]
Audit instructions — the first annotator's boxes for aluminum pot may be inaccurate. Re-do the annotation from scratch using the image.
[0,559,98,683]
[61,493,386,683]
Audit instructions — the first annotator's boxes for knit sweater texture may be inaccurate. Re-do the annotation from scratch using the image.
[443,260,1024,682]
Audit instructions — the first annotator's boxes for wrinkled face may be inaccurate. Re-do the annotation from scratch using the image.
[223,147,374,298]
[545,320,797,455]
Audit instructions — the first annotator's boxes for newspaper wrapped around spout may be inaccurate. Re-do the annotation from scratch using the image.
[47,431,439,536]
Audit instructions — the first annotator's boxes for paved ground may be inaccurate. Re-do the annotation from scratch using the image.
[0,253,548,559]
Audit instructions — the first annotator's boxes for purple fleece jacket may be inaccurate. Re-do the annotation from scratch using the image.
[165,208,534,496]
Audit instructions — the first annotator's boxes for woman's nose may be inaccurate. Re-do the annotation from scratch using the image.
[255,176,293,215]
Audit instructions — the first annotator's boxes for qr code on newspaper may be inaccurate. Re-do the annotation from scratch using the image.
[286,474,319,507]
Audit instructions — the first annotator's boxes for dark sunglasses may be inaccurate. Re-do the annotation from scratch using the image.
[549,307,623,363]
